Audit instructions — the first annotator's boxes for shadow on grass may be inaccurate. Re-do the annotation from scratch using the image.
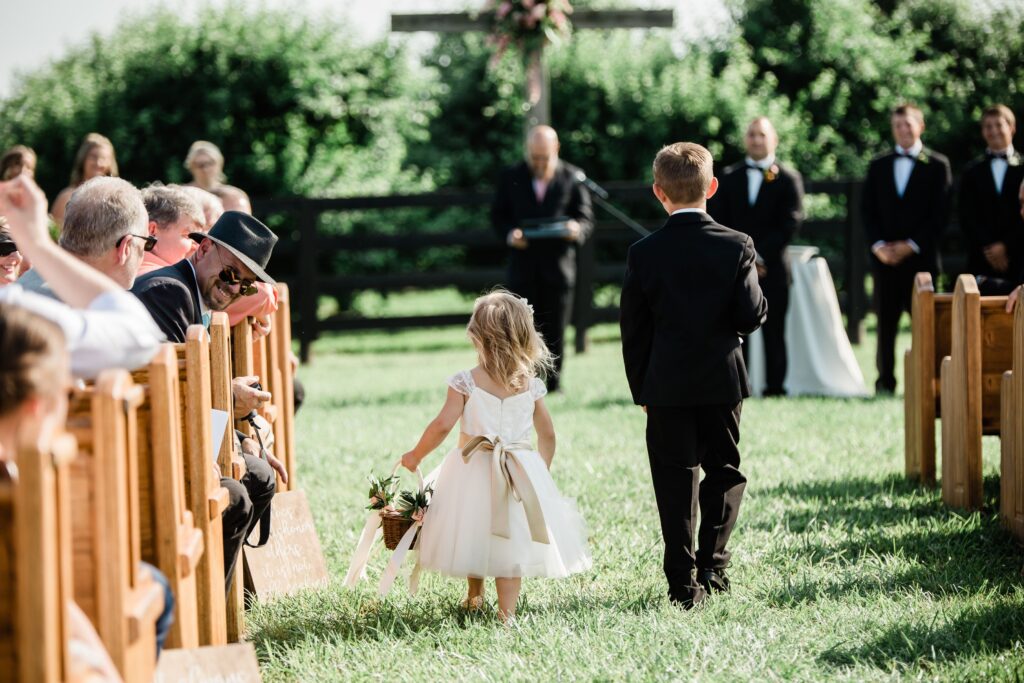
[818,595,1024,668]
[313,388,439,409]
[750,473,1020,603]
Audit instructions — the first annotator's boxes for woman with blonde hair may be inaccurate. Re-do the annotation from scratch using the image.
[51,133,118,228]
[184,140,251,206]
[397,289,591,621]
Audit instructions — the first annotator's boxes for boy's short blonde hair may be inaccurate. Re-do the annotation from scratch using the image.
[653,142,713,204]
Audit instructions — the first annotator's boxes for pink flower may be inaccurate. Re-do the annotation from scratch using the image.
[369,495,380,506]
[382,505,396,514]
[496,2,513,20]
[522,0,536,8]
[551,10,566,28]
[531,4,547,21]
[521,12,537,29]
[412,509,425,523]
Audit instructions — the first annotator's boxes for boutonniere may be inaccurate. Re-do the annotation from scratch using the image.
[916,151,929,164]
[1009,153,1022,167]
[764,164,780,183]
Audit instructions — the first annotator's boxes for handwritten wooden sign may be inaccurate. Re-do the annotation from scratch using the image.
[244,489,329,599]
[154,643,261,683]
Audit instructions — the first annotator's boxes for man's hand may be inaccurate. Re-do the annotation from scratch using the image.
[232,376,271,417]
[266,452,288,485]
[888,240,916,265]
[401,450,420,473]
[251,315,272,339]
[984,241,1010,273]
[872,243,895,266]
[564,219,582,243]
[507,228,529,250]
[756,262,768,278]
[0,175,51,248]
[240,436,288,485]
[1007,285,1022,313]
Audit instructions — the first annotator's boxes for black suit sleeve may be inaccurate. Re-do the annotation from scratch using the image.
[958,165,991,249]
[733,237,768,335]
[491,168,517,242]
[131,279,193,343]
[862,160,883,249]
[917,156,952,253]
[619,245,653,404]
[757,169,802,255]
[569,180,594,244]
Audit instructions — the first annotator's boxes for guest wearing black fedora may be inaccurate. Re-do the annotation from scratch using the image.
[132,209,283,592]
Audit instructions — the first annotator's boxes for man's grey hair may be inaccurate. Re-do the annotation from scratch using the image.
[60,177,147,258]
[143,183,205,229]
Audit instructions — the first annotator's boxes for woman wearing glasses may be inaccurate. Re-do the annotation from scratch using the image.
[0,218,24,287]
[184,141,251,211]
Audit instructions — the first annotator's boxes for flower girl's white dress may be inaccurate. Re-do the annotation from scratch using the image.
[417,370,592,579]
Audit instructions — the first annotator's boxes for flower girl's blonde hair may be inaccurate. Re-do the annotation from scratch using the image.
[467,289,554,393]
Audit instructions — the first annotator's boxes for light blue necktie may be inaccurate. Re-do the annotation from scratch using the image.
[202,311,211,330]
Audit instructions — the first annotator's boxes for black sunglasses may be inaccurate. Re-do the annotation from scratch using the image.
[217,267,258,296]
[116,233,158,252]
[0,243,19,258]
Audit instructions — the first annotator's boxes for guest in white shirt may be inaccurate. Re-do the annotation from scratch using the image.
[0,175,163,378]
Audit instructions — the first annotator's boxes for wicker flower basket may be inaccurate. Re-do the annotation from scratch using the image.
[381,511,415,550]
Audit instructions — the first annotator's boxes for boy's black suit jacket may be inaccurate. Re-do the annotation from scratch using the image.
[708,161,804,264]
[862,148,952,272]
[620,210,767,407]
[490,160,594,289]
[958,150,1024,277]
[131,260,202,344]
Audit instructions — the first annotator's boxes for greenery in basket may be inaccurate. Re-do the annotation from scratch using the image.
[396,485,434,523]
[366,474,399,512]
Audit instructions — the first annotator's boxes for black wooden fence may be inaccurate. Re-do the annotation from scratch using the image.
[253,180,869,362]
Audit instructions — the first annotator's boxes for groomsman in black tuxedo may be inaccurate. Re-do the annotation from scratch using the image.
[621,143,766,608]
[709,117,804,396]
[959,104,1024,294]
[491,125,594,392]
[862,104,952,394]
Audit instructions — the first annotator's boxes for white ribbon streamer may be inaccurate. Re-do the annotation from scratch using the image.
[378,522,421,596]
[343,510,383,587]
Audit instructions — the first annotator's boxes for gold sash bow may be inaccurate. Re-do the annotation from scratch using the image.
[461,434,550,545]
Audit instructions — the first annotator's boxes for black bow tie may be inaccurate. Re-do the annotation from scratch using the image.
[987,151,1009,160]
[746,163,766,171]
[896,151,917,158]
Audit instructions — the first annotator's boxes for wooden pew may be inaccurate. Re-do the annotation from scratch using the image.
[1,434,78,682]
[131,346,204,650]
[209,312,246,642]
[271,283,298,490]
[174,326,232,646]
[903,272,953,485]
[1000,301,1024,542]
[939,275,1013,510]
[66,370,166,681]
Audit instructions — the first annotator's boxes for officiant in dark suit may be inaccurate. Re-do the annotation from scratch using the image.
[621,142,766,608]
[491,125,594,392]
[709,117,804,396]
[959,104,1024,293]
[862,103,952,395]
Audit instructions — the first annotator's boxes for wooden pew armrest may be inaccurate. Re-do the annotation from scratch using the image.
[231,454,246,480]
[178,527,205,578]
[209,485,231,518]
[127,579,167,642]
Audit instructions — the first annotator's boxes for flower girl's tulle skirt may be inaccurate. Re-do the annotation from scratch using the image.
[417,446,592,579]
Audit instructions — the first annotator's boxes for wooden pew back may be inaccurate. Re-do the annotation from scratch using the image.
[904,272,953,484]
[66,371,164,681]
[1000,301,1024,541]
[0,434,77,682]
[271,283,297,490]
[939,275,1012,510]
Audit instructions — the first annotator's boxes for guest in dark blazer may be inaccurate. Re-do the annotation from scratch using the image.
[491,125,594,391]
[959,104,1024,293]
[709,117,804,396]
[132,210,283,592]
[621,142,767,608]
[862,103,952,394]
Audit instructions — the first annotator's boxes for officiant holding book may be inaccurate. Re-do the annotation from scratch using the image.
[491,125,594,391]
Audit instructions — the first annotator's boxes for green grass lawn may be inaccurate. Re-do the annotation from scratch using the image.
[247,318,1024,682]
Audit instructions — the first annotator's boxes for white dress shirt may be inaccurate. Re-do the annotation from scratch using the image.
[745,155,774,206]
[670,208,706,216]
[989,146,1013,195]
[893,140,923,198]
[0,284,164,379]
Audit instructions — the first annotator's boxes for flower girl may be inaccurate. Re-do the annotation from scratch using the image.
[400,290,591,620]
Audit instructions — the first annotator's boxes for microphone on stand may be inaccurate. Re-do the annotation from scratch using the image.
[572,170,650,237]
[573,169,610,199]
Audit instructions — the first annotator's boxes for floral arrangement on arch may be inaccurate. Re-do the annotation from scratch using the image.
[485,0,574,67]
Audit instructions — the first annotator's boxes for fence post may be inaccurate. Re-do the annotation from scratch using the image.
[297,204,318,363]
[573,232,597,354]
[845,180,867,345]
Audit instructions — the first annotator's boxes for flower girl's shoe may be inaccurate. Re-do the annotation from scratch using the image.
[460,595,485,611]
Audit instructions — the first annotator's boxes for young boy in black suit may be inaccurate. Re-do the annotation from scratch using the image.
[620,142,767,608]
